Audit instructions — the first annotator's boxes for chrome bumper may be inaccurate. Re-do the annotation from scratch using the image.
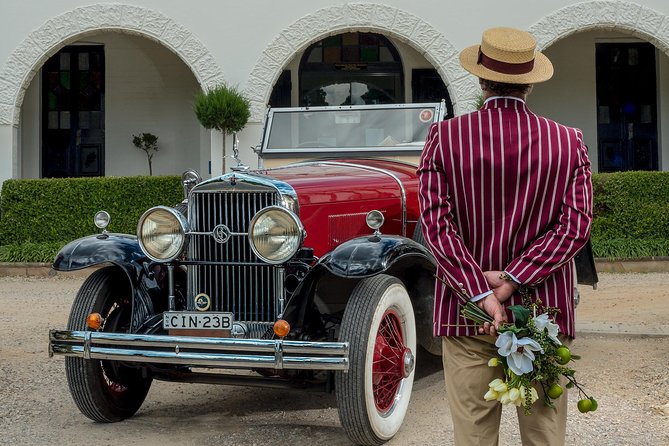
[49,330,349,371]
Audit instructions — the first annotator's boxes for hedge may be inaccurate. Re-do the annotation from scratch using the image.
[0,176,182,261]
[590,171,669,259]
[0,171,668,262]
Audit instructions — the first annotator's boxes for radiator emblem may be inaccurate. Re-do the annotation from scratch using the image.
[194,293,211,311]
[212,224,231,244]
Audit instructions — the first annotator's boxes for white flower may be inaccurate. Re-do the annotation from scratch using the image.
[484,389,498,401]
[533,313,561,345]
[495,331,517,356]
[489,378,507,393]
[496,331,544,376]
[508,387,523,406]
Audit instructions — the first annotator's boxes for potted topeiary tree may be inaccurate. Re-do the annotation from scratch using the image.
[194,85,251,172]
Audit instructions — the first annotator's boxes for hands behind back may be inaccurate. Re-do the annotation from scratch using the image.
[477,271,519,336]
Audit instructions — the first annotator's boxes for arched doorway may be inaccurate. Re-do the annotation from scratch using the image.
[298,32,404,107]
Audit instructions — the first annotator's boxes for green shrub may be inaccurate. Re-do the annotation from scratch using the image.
[590,171,669,259]
[1,171,668,262]
[0,242,63,263]
[0,176,182,246]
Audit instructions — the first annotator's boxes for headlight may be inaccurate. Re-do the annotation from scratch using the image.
[137,206,189,262]
[249,206,304,264]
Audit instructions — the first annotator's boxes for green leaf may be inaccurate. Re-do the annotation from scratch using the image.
[509,305,530,327]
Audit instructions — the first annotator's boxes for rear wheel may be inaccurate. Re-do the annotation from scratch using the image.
[65,266,152,422]
[335,275,416,445]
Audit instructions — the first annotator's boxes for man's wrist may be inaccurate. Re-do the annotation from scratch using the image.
[500,271,520,289]
[470,290,493,303]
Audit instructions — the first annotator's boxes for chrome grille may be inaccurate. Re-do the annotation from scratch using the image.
[187,188,282,323]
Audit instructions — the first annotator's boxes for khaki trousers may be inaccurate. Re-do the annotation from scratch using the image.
[442,336,569,446]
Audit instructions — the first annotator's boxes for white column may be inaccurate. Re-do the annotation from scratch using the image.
[209,129,224,177]
[0,124,17,185]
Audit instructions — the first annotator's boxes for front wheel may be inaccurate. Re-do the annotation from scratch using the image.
[65,266,152,422]
[335,274,416,445]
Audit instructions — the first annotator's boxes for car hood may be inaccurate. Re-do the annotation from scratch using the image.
[251,159,419,206]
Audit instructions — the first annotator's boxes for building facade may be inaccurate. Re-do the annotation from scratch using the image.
[1,0,669,185]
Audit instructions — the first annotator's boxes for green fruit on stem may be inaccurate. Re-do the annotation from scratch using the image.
[547,383,564,399]
[589,397,598,411]
[555,346,572,365]
[577,398,593,413]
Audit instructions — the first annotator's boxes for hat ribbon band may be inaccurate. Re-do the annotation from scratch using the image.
[477,48,534,75]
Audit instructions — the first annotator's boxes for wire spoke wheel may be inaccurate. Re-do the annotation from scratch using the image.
[336,274,416,445]
[65,266,152,422]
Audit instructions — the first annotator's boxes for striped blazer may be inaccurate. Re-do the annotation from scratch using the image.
[417,97,592,338]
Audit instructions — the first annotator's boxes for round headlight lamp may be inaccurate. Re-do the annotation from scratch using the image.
[366,210,385,231]
[137,206,189,262]
[94,210,111,230]
[249,206,304,264]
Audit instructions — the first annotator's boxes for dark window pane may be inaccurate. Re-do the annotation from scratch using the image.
[60,72,70,90]
[324,47,340,64]
[323,36,340,47]
[360,46,378,62]
[342,46,358,63]
[78,52,89,70]
[59,52,70,70]
[359,33,378,45]
[60,111,70,129]
[342,33,358,46]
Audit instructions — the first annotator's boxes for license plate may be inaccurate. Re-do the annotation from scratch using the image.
[163,312,233,330]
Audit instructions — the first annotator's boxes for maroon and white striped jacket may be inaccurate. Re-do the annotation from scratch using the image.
[417,97,592,338]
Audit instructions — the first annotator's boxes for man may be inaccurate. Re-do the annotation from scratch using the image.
[417,27,592,445]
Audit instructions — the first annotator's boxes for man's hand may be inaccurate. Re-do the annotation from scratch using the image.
[476,294,507,336]
[483,270,518,303]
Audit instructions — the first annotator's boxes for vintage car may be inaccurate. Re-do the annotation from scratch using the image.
[49,102,449,445]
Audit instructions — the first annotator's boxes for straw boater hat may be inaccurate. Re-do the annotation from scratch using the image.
[459,27,553,84]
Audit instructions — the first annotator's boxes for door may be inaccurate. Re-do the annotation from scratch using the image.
[42,45,105,177]
[596,42,658,172]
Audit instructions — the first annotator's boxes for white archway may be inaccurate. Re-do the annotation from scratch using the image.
[0,3,225,126]
[244,3,478,122]
[529,1,669,55]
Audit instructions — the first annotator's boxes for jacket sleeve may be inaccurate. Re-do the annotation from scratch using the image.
[417,123,491,301]
[504,130,593,286]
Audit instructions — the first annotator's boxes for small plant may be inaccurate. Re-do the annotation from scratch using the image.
[132,132,159,176]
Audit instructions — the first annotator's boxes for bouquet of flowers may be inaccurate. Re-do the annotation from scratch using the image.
[461,295,598,415]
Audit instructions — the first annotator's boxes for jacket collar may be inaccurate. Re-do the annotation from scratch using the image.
[482,96,529,112]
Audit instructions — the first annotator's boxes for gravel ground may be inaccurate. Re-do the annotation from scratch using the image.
[0,273,668,445]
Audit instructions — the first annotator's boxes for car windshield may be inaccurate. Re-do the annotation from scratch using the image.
[261,103,445,154]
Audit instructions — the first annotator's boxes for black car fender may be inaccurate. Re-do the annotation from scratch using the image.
[53,233,145,274]
[53,233,158,330]
[281,235,437,335]
[319,234,436,278]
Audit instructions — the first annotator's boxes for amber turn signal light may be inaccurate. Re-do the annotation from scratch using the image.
[86,313,103,330]
[273,319,290,337]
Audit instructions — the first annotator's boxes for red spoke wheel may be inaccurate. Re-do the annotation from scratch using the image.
[65,266,152,422]
[336,275,416,445]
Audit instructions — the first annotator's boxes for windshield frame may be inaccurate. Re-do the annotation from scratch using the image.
[259,101,446,156]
